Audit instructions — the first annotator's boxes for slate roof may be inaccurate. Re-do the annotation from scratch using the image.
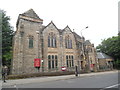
[73,32,81,39]
[58,29,63,34]
[97,52,113,59]
[62,25,72,32]
[21,9,43,20]
[84,40,91,45]
[18,9,88,42]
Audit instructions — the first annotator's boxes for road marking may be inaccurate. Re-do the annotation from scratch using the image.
[105,84,120,88]
[100,83,120,90]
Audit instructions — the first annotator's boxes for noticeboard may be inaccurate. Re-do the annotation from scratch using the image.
[34,58,40,67]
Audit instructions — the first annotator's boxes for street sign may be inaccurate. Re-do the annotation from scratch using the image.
[61,66,66,71]
[34,58,40,67]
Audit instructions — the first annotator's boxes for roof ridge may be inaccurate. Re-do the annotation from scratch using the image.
[21,9,43,20]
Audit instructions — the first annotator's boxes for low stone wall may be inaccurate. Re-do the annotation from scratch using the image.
[7,71,75,80]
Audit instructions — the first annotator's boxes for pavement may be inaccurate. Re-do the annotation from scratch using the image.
[2,70,118,87]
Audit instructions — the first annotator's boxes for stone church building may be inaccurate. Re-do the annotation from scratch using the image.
[12,9,98,75]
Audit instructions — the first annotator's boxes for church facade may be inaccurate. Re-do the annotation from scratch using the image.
[12,9,98,75]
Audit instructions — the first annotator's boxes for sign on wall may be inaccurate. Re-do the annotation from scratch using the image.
[61,66,66,71]
[34,58,40,67]
[90,64,94,68]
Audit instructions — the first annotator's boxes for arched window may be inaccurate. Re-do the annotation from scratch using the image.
[66,55,74,67]
[65,36,72,49]
[48,55,58,69]
[53,36,56,47]
[52,55,54,68]
[48,55,51,69]
[29,36,34,48]
[66,55,69,67]
[71,56,74,66]
[48,33,57,48]
[55,55,58,68]
[48,36,50,47]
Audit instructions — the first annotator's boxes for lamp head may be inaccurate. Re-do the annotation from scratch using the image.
[86,26,88,28]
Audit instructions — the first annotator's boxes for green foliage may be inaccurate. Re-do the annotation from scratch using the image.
[118,32,120,36]
[96,36,120,60]
[1,10,14,67]
[113,59,120,69]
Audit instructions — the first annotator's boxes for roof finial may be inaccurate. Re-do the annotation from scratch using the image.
[73,29,74,32]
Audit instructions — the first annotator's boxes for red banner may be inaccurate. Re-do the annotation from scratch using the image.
[34,58,40,67]
[90,64,94,68]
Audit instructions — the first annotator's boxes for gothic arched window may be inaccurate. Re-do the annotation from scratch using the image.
[66,55,74,67]
[48,32,57,48]
[48,55,58,69]
[29,36,34,48]
[48,36,50,47]
[48,55,51,69]
[65,36,72,49]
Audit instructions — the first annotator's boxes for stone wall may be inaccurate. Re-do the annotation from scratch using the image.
[12,9,98,75]
[12,14,43,74]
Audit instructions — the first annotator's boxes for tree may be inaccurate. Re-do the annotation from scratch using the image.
[96,35,120,69]
[1,10,14,69]
[118,31,120,36]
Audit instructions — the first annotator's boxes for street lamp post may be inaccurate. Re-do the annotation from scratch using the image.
[80,26,88,37]
[73,26,88,76]
[36,30,40,58]
[86,47,91,72]
[36,30,40,72]
[80,26,88,72]
[80,26,88,57]
[41,59,44,72]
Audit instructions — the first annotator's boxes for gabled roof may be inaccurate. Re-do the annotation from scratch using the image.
[16,9,43,28]
[42,21,59,31]
[63,25,73,32]
[58,29,63,35]
[97,52,113,59]
[21,9,43,20]
[73,32,81,40]
[84,40,91,45]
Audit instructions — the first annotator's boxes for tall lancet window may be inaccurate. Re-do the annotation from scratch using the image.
[65,35,72,49]
[53,36,56,47]
[48,35,50,47]
[48,32,57,48]
[29,36,34,48]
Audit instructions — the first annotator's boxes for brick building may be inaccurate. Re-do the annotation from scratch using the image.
[11,9,98,75]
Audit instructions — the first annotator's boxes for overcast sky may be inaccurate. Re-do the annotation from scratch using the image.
[1,0,118,47]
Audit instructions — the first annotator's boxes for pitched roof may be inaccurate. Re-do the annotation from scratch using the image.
[58,29,63,34]
[42,21,59,31]
[63,25,72,32]
[97,52,113,59]
[73,32,81,39]
[84,40,91,45]
[21,9,43,20]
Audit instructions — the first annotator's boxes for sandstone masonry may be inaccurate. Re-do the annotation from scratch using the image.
[12,9,98,75]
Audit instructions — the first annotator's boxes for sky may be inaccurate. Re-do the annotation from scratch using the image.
[1,0,118,47]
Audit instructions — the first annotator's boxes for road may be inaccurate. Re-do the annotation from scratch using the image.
[2,71,119,89]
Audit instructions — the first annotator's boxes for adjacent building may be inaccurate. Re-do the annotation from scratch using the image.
[97,52,114,70]
[12,9,98,75]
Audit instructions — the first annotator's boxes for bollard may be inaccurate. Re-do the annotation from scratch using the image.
[75,66,78,77]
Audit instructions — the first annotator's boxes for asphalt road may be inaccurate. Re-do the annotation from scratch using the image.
[2,71,119,89]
